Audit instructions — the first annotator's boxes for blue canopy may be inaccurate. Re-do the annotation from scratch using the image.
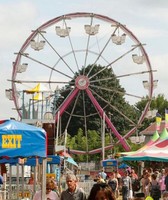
[102,159,117,167]
[66,157,78,167]
[0,120,47,158]
[0,155,60,166]
[118,163,130,169]
[41,155,60,165]
[0,157,16,164]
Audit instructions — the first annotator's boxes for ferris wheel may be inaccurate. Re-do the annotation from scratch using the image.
[9,12,155,152]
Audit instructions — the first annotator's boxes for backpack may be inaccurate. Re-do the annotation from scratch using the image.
[132,179,141,192]
[150,183,161,199]
[108,180,117,191]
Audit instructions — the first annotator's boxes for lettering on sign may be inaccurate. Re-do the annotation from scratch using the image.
[107,162,113,165]
[47,158,52,162]
[2,135,22,148]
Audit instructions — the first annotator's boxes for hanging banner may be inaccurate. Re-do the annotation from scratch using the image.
[156,113,162,131]
[165,109,168,128]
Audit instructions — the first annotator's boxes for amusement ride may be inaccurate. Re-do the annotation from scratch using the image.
[6,12,156,155]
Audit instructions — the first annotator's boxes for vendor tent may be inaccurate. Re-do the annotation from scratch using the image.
[0,119,47,158]
[120,137,168,162]
[141,137,168,154]
[120,152,168,162]
[0,119,47,199]
[120,128,168,157]
[120,131,159,156]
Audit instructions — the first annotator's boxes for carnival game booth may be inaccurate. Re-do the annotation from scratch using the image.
[102,158,117,167]
[0,155,61,199]
[0,119,47,200]
[102,159,118,175]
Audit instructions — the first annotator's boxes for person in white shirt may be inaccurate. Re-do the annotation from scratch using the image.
[98,169,107,181]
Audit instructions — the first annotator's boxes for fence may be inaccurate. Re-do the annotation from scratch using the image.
[0,181,95,199]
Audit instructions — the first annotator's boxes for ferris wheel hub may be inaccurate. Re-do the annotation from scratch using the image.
[75,75,90,90]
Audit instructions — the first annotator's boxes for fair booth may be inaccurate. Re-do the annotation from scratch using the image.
[0,119,47,200]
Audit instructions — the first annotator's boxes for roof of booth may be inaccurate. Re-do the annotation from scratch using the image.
[140,121,166,135]
[0,119,47,158]
[0,155,60,165]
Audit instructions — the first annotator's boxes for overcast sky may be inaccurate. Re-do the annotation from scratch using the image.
[1,0,168,120]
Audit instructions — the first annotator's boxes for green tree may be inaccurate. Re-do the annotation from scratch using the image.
[55,64,137,138]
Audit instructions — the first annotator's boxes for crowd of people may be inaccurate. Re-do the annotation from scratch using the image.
[94,166,168,200]
[30,166,168,200]
[139,167,168,200]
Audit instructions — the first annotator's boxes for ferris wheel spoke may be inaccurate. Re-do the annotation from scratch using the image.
[55,88,79,122]
[64,20,80,73]
[89,45,139,80]
[83,16,94,75]
[90,84,143,99]
[89,87,136,125]
[21,53,73,79]
[64,110,98,118]
[90,70,156,83]
[82,91,89,153]
[8,79,71,84]
[116,70,157,78]
[85,88,130,151]
[49,49,112,80]
[87,27,118,77]
[39,32,76,75]
[87,36,112,77]
[64,91,80,131]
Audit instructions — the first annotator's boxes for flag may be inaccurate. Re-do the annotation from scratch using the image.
[156,113,162,130]
[165,109,168,128]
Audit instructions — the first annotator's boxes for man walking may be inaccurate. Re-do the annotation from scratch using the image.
[121,170,132,200]
[61,174,86,200]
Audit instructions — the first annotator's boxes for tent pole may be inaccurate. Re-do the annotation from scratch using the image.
[8,165,12,200]
[41,158,47,199]
[21,164,24,198]
[16,164,19,199]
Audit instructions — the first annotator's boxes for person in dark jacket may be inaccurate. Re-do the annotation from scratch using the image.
[165,168,168,191]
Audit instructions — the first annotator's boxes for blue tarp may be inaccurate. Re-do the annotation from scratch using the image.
[102,159,117,167]
[0,120,46,158]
